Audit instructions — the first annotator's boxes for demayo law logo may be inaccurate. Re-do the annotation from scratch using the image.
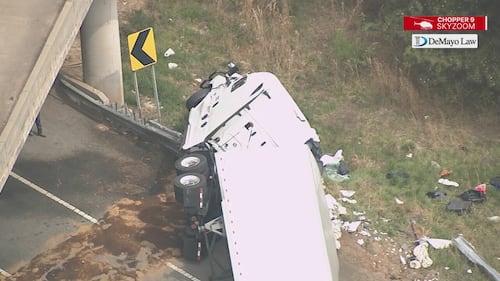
[412,34,478,48]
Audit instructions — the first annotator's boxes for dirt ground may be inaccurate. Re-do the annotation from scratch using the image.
[1,1,443,280]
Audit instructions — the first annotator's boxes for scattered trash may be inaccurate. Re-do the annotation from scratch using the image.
[167,62,178,69]
[343,221,362,233]
[356,238,365,246]
[438,178,459,187]
[439,169,452,178]
[359,229,371,237]
[474,183,487,195]
[422,238,452,249]
[444,266,450,270]
[459,189,486,203]
[447,200,472,215]
[412,242,433,269]
[395,197,404,205]
[321,150,343,165]
[426,189,447,199]
[400,255,407,265]
[487,216,500,222]
[466,268,473,274]
[352,211,365,216]
[406,153,413,158]
[163,48,175,57]
[339,190,356,198]
[341,197,357,204]
[194,78,203,83]
[322,150,350,182]
[325,194,347,218]
[453,235,500,281]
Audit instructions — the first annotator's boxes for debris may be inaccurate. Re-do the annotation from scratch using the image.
[343,221,362,233]
[447,200,472,215]
[487,216,500,222]
[359,229,371,237]
[321,150,343,165]
[323,150,350,182]
[352,211,365,216]
[426,189,447,199]
[356,239,365,246]
[474,183,487,195]
[439,169,452,178]
[413,242,433,268]
[437,178,459,187]
[194,78,203,83]
[406,153,413,158]
[453,235,500,281]
[339,190,356,198]
[400,255,407,265]
[423,238,452,249]
[466,268,473,274]
[167,62,178,69]
[395,197,404,205]
[163,48,175,57]
[325,194,347,218]
[341,197,357,204]
[459,189,486,203]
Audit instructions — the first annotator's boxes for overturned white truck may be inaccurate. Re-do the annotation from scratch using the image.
[173,64,339,280]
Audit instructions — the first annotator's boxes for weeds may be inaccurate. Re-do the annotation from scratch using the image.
[120,1,500,280]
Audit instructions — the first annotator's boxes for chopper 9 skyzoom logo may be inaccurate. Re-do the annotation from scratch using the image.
[403,16,487,31]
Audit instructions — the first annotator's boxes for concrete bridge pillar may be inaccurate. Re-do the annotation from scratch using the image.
[80,0,124,105]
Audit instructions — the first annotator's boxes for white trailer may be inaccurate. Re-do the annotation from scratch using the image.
[173,64,339,280]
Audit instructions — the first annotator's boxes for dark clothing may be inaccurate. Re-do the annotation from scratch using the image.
[34,114,45,137]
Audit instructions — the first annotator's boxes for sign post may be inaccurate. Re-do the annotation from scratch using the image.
[127,27,161,121]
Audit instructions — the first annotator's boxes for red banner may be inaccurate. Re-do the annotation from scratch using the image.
[403,16,487,31]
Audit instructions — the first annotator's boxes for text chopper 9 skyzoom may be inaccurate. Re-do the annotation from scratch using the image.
[403,16,487,31]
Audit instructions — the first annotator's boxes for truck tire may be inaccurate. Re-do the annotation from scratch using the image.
[174,173,208,209]
[175,153,209,176]
[186,88,210,110]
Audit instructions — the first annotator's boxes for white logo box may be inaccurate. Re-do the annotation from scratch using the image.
[412,34,478,48]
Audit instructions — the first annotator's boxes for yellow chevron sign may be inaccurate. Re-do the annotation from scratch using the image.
[127,27,157,71]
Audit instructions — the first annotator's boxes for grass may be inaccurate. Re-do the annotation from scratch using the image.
[119,1,500,280]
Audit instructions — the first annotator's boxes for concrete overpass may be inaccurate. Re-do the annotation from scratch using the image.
[0,0,124,192]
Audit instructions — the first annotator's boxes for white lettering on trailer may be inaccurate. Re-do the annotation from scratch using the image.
[166,262,202,281]
[9,172,99,225]
[0,267,12,277]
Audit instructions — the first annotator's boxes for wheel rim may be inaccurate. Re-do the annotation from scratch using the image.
[180,175,201,186]
[181,156,201,168]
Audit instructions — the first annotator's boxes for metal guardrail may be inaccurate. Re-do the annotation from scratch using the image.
[58,74,183,156]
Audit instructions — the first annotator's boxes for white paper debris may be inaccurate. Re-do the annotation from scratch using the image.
[406,153,413,158]
[357,239,365,246]
[163,48,175,57]
[194,78,203,83]
[341,198,357,204]
[487,216,500,222]
[438,178,459,187]
[343,221,362,233]
[395,197,404,205]
[340,190,356,198]
[168,62,178,69]
[413,242,433,268]
[353,211,365,216]
[467,269,473,274]
[359,229,371,237]
[321,150,343,166]
[424,238,452,249]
